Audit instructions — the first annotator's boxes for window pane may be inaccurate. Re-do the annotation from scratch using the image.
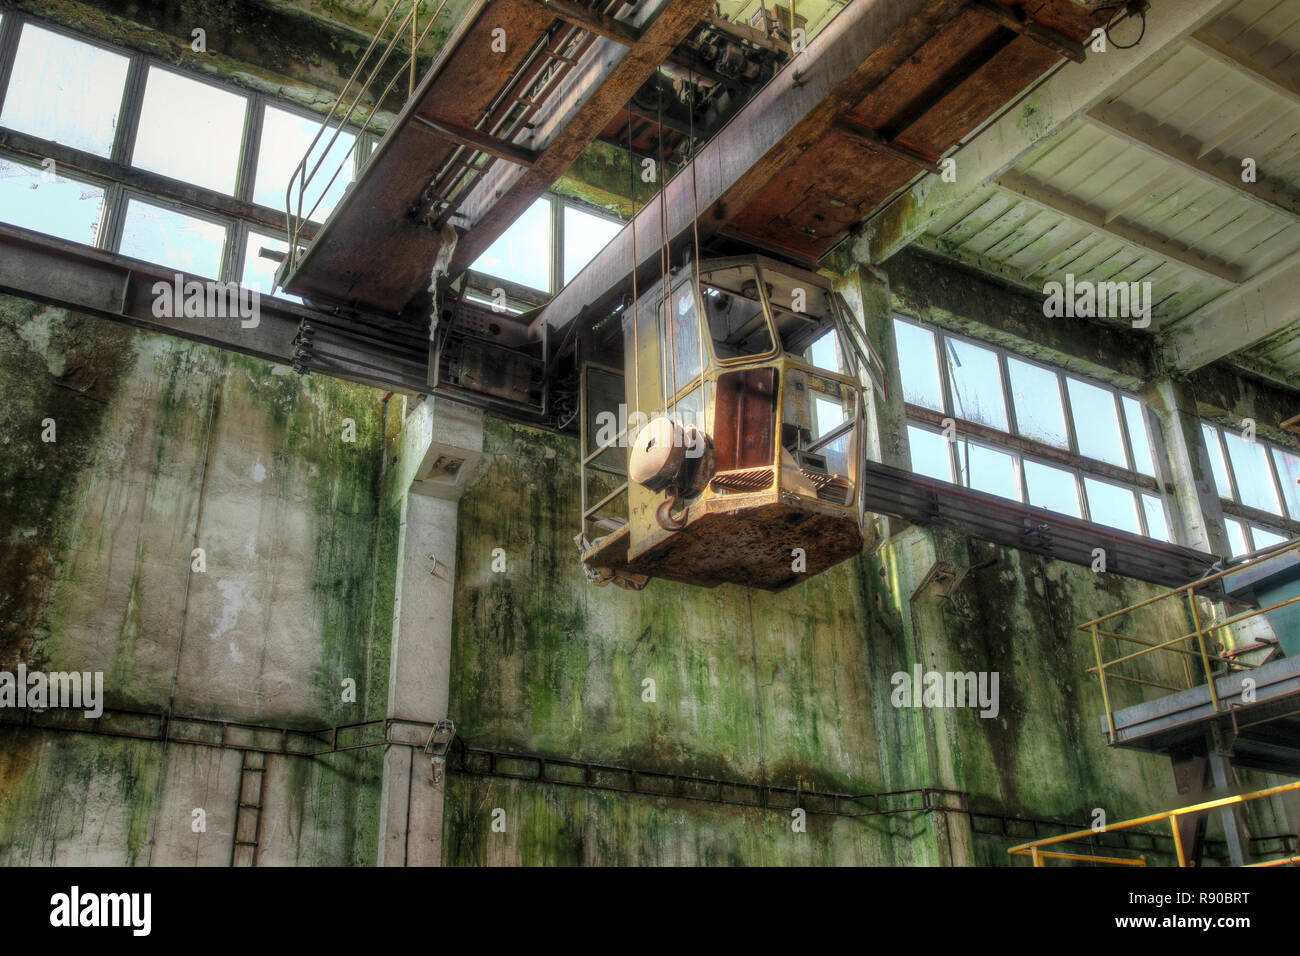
[945,338,1007,430]
[1,25,129,156]
[894,320,943,411]
[563,205,621,284]
[1068,379,1126,467]
[663,281,701,396]
[1024,460,1080,517]
[241,230,300,302]
[119,199,226,279]
[1224,517,1250,558]
[956,441,1019,501]
[470,197,551,292]
[807,330,840,374]
[1252,526,1287,550]
[700,264,774,360]
[256,104,356,221]
[1141,493,1170,542]
[1123,396,1155,476]
[1007,358,1067,447]
[1271,447,1300,519]
[132,67,247,195]
[1222,430,1281,515]
[0,158,104,244]
[907,425,952,483]
[1201,424,1233,498]
[1084,477,1140,534]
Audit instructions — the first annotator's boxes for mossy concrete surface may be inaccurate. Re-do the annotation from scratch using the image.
[0,298,394,866]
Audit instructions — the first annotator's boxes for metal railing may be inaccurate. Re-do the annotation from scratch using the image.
[1009,780,1300,867]
[1080,539,1300,744]
[284,0,452,272]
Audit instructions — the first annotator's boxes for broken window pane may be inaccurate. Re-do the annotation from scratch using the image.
[1224,517,1250,558]
[1007,357,1067,447]
[1,24,129,156]
[0,157,104,245]
[119,198,226,279]
[563,204,621,284]
[133,66,247,195]
[956,440,1019,501]
[1141,493,1169,542]
[241,230,299,302]
[1068,378,1126,468]
[1024,459,1080,517]
[1084,477,1140,534]
[946,338,1007,430]
[1123,396,1156,476]
[894,320,943,411]
[1202,424,1233,498]
[1252,525,1288,550]
[1271,447,1300,520]
[471,197,551,293]
[256,104,357,222]
[907,425,952,483]
[1222,430,1281,515]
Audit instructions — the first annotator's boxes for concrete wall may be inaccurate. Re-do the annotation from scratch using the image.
[0,296,399,865]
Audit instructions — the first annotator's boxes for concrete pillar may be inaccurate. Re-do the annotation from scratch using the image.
[1145,376,1229,556]
[376,397,483,866]
[836,265,911,472]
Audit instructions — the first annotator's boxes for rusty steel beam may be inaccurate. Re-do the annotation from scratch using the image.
[411,114,540,167]
[449,0,718,272]
[834,116,943,174]
[522,0,644,45]
[967,0,1087,63]
[532,0,965,333]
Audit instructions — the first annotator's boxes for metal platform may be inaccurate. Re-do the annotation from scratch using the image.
[1106,655,1300,777]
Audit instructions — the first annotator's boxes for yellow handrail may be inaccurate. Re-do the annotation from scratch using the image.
[1010,779,1300,866]
[1078,539,1300,744]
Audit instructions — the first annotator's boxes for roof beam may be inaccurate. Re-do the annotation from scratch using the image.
[449,0,717,272]
[1186,31,1300,109]
[1160,246,1300,373]
[967,0,1087,63]
[859,0,1228,266]
[1082,109,1300,222]
[533,0,969,332]
[523,0,644,45]
[834,117,942,174]
[995,171,1242,286]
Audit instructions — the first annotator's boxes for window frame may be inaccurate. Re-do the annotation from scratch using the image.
[1200,420,1300,551]
[894,314,1173,541]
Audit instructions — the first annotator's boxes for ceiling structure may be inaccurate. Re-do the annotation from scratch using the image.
[885,0,1300,390]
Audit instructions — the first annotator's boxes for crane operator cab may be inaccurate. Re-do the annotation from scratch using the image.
[577,254,882,591]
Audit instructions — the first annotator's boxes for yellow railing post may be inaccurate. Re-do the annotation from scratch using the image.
[1170,813,1187,867]
[1092,624,1115,744]
[1186,589,1221,713]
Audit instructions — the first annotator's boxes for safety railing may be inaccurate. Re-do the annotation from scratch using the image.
[1080,539,1300,744]
[1009,780,1300,866]
[284,0,452,272]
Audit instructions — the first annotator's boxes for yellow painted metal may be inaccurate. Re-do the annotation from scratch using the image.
[1077,540,1300,738]
[1009,779,1300,867]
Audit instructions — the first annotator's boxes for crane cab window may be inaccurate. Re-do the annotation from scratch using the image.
[700,264,775,361]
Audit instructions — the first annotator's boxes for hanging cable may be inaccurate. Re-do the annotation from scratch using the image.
[688,74,706,427]
[1096,2,1147,50]
[628,112,640,430]
[657,93,677,422]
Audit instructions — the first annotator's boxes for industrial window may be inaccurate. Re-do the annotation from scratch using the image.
[700,263,775,360]
[471,196,552,294]
[1199,422,1297,556]
[563,204,622,284]
[132,66,248,195]
[0,13,373,287]
[0,23,128,157]
[119,197,227,280]
[895,316,1170,540]
[240,229,299,303]
[256,103,357,223]
[0,157,104,245]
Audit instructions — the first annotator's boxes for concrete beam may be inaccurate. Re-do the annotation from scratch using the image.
[1144,375,1230,556]
[1159,247,1300,373]
[858,0,1229,266]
